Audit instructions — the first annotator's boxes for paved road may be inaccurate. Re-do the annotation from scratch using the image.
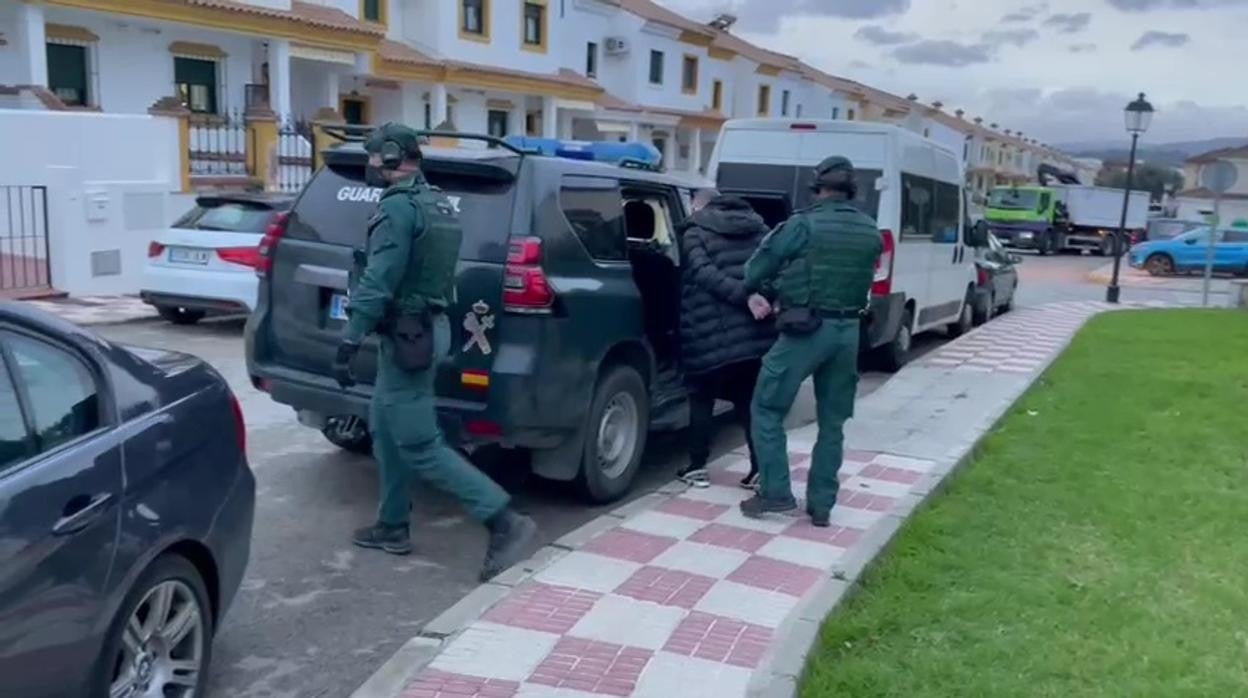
[93,253,1177,697]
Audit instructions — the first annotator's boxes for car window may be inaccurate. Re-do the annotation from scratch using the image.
[173,202,280,233]
[560,176,627,261]
[6,333,101,455]
[901,173,960,244]
[0,354,31,473]
[287,161,517,263]
[1222,229,1248,243]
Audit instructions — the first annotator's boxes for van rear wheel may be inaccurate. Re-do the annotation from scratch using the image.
[877,308,913,373]
[578,366,649,503]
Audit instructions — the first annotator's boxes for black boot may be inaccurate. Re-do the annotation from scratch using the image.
[480,509,538,582]
[739,494,798,519]
[352,522,412,555]
[807,505,831,528]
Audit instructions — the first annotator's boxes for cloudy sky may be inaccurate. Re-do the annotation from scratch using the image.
[662,0,1248,146]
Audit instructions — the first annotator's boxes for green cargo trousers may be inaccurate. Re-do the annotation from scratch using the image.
[751,318,860,515]
[370,314,510,526]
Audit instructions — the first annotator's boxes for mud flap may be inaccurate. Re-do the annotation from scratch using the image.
[530,425,587,481]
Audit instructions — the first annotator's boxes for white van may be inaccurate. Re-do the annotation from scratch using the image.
[707,118,982,369]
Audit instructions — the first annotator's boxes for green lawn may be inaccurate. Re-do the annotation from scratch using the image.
[802,310,1248,698]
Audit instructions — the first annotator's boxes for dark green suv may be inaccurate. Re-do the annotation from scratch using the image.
[245,133,699,502]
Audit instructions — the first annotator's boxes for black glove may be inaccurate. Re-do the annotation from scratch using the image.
[333,341,360,389]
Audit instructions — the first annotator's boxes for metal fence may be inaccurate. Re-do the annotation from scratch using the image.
[275,117,315,193]
[0,185,51,293]
[188,111,248,177]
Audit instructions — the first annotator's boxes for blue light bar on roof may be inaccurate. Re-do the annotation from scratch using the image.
[503,136,661,167]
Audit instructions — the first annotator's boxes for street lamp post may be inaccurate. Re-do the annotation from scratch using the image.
[1107,92,1154,304]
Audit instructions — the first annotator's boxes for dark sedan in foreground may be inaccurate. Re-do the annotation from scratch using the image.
[0,302,254,698]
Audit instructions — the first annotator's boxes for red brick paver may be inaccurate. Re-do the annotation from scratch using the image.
[528,637,652,697]
[688,523,774,554]
[481,583,601,635]
[837,489,896,512]
[403,670,519,698]
[860,463,922,485]
[656,497,731,522]
[582,528,679,564]
[614,566,716,609]
[782,519,865,548]
[662,611,774,669]
[727,556,823,597]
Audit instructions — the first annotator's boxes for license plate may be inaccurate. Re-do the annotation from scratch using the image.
[168,247,210,265]
[329,294,349,321]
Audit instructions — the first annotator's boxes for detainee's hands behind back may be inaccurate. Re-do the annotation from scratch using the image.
[748,294,773,320]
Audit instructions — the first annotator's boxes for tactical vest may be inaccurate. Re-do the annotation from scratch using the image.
[385,184,462,316]
[776,202,883,312]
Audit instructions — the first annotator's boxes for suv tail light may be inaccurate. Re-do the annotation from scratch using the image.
[217,246,263,269]
[503,237,554,313]
[255,211,290,279]
[229,390,246,455]
[873,229,896,296]
[148,241,166,258]
[976,265,990,286]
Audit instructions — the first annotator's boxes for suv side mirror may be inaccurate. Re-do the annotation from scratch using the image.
[967,220,990,248]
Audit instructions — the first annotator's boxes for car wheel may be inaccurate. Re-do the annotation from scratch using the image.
[878,308,913,373]
[1145,254,1174,277]
[578,365,649,503]
[97,555,213,698]
[982,294,997,324]
[322,416,373,455]
[946,293,975,338]
[157,306,206,326]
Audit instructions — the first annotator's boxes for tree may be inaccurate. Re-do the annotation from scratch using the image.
[1095,165,1184,200]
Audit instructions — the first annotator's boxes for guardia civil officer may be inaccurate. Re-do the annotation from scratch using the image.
[738,156,883,527]
[334,123,536,581]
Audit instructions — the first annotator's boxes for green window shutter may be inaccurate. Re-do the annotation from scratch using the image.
[46,44,88,106]
[174,57,217,86]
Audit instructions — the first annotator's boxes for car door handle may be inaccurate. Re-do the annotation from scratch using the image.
[52,493,114,536]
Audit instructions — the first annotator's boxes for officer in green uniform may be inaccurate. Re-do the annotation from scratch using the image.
[333,123,536,581]
[739,156,883,527]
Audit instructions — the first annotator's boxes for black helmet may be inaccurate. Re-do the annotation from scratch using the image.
[811,155,857,198]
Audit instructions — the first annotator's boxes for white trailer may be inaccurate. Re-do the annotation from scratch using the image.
[1053,185,1150,254]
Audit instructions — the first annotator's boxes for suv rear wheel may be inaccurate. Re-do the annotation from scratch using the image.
[322,416,372,455]
[578,366,649,503]
[877,307,913,373]
[157,306,206,326]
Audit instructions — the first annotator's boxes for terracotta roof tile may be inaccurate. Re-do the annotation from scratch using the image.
[618,0,716,38]
[377,39,439,66]
[185,0,383,36]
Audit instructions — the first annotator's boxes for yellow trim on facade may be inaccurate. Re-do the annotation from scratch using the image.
[168,40,227,59]
[372,58,599,102]
[45,23,99,43]
[678,30,713,47]
[459,0,492,44]
[359,0,387,27]
[681,54,699,95]
[755,64,782,77]
[44,0,379,52]
[520,0,548,54]
[487,98,516,109]
[707,46,736,61]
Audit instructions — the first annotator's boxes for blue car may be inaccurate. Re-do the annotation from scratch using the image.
[0,302,254,698]
[1129,226,1248,276]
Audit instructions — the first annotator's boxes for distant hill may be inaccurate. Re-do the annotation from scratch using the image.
[1058,137,1248,169]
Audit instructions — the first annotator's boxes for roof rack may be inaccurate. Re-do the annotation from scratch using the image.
[317,125,529,156]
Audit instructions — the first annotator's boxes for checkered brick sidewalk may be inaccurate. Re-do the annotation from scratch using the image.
[400,448,934,698]
[919,299,1177,374]
[17,295,156,326]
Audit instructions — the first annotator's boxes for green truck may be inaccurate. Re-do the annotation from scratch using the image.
[984,167,1150,255]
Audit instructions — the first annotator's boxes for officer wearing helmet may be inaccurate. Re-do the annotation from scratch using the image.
[333,122,536,581]
[738,156,883,526]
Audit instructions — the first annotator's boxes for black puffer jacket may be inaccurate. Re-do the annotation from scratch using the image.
[678,196,778,377]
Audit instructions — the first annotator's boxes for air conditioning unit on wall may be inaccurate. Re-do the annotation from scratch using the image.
[605,37,630,55]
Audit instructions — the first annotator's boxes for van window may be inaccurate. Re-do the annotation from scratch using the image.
[716,162,882,228]
[287,162,517,263]
[901,174,961,243]
[560,176,626,261]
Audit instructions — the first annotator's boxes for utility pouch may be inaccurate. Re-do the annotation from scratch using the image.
[775,307,822,335]
[391,312,434,371]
